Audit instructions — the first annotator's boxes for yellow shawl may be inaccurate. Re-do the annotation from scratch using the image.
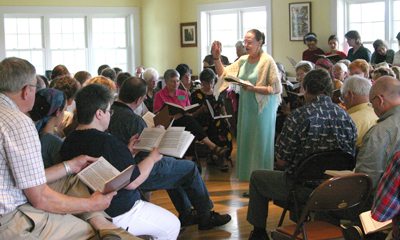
[214,52,282,113]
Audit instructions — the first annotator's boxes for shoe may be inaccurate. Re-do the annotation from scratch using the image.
[340,224,364,240]
[248,230,269,240]
[198,211,231,230]
[98,228,141,240]
[212,146,229,159]
[219,164,229,172]
[242,192,250,198]
[179,209,199,227]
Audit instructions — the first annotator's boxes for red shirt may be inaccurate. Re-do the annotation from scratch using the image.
[153,87,190,113]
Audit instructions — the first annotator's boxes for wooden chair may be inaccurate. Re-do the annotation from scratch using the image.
[274,150,355,226]
[271,173,372,240]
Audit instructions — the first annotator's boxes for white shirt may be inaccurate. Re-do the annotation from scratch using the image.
[0,93,46,215]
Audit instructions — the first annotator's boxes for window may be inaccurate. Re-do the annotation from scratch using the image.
[0,7,139,76]
[4,18,44,74]
[92,17,128,73]
[342,0,399,52]
[199,0,271,69]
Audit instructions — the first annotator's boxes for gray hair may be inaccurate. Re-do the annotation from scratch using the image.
[341,75,371,96]
[334,62,348,72]
[143,67,159,82]
[235,40,244,48]
[0,57,36,93]
[163,69,180,82]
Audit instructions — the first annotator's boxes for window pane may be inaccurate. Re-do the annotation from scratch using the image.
[210,13,237,45]
[49,18,85,49]
[6,50,44,74]
[5,17,42,50]
[242,10,266,37]
[50,49,86,74]
[92,18,126,48]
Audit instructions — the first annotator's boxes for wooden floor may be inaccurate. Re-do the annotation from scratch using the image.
[151,146,293,240]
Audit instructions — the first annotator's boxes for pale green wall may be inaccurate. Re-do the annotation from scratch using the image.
[0,0,140,7]
[0,0,334,76]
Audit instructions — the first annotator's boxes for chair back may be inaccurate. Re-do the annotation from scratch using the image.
[293,150,355,184]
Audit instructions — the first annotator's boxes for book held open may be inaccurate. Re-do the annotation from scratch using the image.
[77,156,134,194]
[164,102,200,115]
[133,127,194,158]
[359,210,392,234]
[224,75,254,87]
[205,99,232,119]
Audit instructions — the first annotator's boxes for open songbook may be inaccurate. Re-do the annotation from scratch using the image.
[164,102,200,115]
[142,111,155,128]
[77,157,134,194]
[359,210,392,234]
[315,54,342,64]
[224,75,254,87]
[205,99,232,119]
[133,127,194,158]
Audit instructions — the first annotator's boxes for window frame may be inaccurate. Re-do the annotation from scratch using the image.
[0,6,140,75]
[197,0,272,73]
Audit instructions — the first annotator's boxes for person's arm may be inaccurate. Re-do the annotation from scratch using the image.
[211,41,226,77]
[45,155,98,183]
[24,184,116,214]
[153,91,163,113]
[242,85,274,95]
[125,148,162,190]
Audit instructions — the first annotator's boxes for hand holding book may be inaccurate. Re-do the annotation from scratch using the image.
[224,75,254,88]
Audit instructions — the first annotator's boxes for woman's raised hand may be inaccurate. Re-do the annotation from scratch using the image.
[211,41,222,59]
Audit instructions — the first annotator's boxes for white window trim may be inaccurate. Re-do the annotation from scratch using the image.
[197,0,272,73]
[0,6,140,74]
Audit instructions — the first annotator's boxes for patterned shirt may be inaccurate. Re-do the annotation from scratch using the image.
[276,95,357,175]
[0,93,46,215]
[371,151,400,239]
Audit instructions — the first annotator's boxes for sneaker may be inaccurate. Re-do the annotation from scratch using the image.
[98,228,141,240]
[179,209,199,227]
[340,224,364,240]
[198,211,231,230]
[248,230,269,240]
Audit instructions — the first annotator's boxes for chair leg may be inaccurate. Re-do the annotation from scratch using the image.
[277,208,288,227]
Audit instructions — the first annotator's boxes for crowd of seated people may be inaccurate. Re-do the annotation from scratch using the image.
[2,28,400,240]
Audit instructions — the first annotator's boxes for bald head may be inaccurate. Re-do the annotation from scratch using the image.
[370,76,400,116]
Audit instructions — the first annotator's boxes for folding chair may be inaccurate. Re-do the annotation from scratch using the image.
[274,150,355,226]
[271,173,372,240]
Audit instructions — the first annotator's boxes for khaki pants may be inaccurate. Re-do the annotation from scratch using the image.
[0,176,108,239]
[0,204,96,240]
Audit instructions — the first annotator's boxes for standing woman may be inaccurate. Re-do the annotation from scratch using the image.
[213,29,281,181]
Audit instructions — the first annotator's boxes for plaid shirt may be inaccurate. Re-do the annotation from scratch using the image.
[0,94,46,215]
[276,95,357,175]
[372,151,400,238]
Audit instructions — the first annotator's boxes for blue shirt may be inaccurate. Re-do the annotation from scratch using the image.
[276,95,357,175]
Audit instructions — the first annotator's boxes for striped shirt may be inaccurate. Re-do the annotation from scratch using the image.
[0,93,46,215]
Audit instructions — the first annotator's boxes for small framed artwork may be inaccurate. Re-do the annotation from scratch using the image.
[180,22,197,47]
[289,2,311,41]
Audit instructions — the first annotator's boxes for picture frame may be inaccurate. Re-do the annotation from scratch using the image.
[180,22,197,47]
[289,2,311,41]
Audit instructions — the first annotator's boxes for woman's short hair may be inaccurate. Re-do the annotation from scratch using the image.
[372,39,387,50]
[295,61,314,73]
[100,67,117,81]
[199,68,216,84]
[85,76,117,93]
[176,64,190,80]
[392,66,400,81]
[348,59,370,76]
[303,69,333,96]
[164,69,180,82]
[74,71,92,86]
[143,67,159,83]
[328,34,338,42]
[345,30,361,44]
[51,76,81,100]
[371,67,396,80]
[116,72,132,88]
[51,64,70,80]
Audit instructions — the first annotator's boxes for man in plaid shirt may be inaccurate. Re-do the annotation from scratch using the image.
[371,151,400,239]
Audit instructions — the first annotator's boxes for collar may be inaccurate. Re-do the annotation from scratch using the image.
[0,93,19,110]
[378,105,400,123]
[112,101,135,114]
[347,102,372,114]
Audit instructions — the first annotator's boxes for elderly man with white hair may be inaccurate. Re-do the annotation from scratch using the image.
[341,75,378,148]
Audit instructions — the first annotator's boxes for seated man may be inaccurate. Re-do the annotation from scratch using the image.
[60,84,181,239]
[341,75,378,149]
[107,76,232,230]
[247,69,357,240]
[0,57,134,240]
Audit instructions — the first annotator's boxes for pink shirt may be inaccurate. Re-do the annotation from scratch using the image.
[153,87,191,113]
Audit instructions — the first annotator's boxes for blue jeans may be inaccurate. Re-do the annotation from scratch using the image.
[139,157,213,216]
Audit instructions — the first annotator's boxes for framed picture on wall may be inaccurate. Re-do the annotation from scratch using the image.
[180,22,197,47]
[289,2,311,41]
